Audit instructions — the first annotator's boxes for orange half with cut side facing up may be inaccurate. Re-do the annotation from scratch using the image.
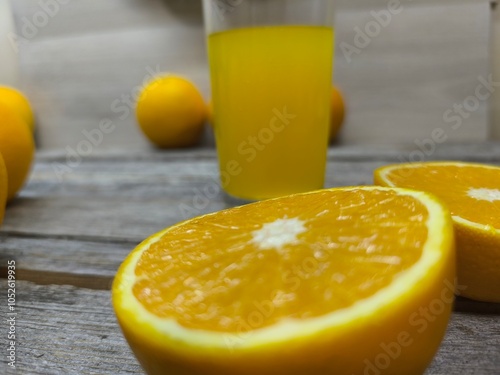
[375,161,500,302]
[112,186,455,375]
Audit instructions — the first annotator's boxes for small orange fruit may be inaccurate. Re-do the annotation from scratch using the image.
[136,75,207,148]
[113,186,454,375]
[0,86,35,131]
[329,86,345,142]
[0,104,35,200]
[375,161,500,302]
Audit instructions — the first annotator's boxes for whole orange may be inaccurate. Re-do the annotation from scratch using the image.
[0,86,35,131]
[136,75,207,148]
[330,86,345,142]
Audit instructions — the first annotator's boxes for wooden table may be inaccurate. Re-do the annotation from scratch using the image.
[1,143,499,375]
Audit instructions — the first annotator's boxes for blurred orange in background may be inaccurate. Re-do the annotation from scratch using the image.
[0,86,35,132]
[330,85,345,142]
[136,75,207,148]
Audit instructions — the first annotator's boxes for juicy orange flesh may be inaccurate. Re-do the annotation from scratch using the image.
[382,164,500,229]
[133,189,427,332]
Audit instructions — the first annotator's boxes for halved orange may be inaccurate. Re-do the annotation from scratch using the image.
[375,161,500,302]
[112,186,455,375]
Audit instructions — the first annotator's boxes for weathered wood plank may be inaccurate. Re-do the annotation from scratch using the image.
[3,155,381,241]
[0,234,497,317]
[0,281,498,375]
[429,312,500,375]
[0,281,143,375]
[0,145,499,301]
[32,142,500,164]
[3,144,497,241]
[0,232,498,316]
[0,232,497,315]
[0,144,498,291]
[0,234,135,289]
[19,143,500,202]
[0,235,134,277]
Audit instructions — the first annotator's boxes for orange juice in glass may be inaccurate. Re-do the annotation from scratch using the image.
[203,0,335,200]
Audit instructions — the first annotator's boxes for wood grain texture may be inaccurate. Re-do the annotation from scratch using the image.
[7,0,492,149]
[0,145,498,374]
[0,281,142,375]
[0,281,498,375]
[1,144,499,292]
[0,234,132,289]
[1,144,497,241]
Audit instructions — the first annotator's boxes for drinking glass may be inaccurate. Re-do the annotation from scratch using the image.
[203,0,335,200]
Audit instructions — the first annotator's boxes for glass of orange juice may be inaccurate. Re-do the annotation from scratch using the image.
[203,0,335,201]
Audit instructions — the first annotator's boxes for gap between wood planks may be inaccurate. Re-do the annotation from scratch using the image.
[0,267,113,290]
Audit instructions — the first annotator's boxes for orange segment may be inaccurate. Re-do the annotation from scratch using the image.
[113,186,455,375]
[374,161,500,302]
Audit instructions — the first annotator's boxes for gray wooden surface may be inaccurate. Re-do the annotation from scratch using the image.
[5,0,492,149]
[2,2,499,373]
[0,143,499,374]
